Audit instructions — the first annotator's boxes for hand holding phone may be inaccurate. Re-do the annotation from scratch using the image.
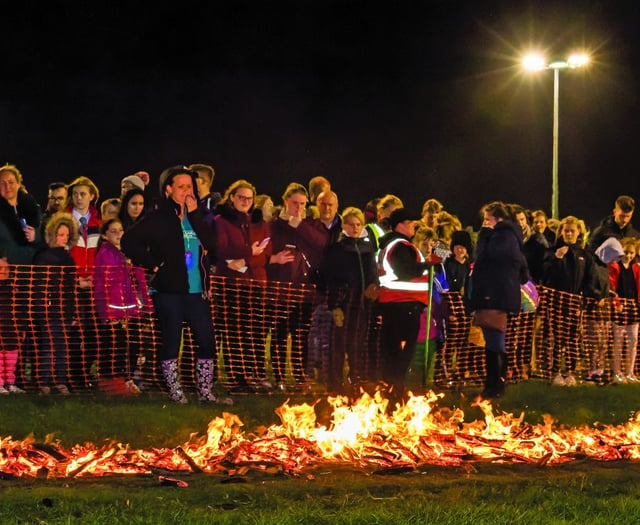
[258,237,271,249]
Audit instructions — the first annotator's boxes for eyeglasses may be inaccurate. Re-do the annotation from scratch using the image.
[235,194,254,202]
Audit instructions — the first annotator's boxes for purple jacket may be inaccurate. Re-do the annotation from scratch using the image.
[94,241,152,322]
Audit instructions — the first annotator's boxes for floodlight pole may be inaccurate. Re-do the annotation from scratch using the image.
[552,67,560,220]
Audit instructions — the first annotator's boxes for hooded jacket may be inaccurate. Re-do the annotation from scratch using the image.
[469,220,528,313]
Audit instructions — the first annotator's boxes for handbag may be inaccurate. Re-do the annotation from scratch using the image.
[472,309,508,331]
[520,280,539,313]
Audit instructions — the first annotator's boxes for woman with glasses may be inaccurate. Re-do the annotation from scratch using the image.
[214,180,277,393]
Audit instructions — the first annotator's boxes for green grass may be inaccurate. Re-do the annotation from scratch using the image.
[3,381,640,523]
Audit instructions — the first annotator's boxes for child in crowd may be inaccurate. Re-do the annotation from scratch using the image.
[407,226,448,389]
[94,218,151,394]
[608,237,640,383]
[542,216,599,387]
[32,212,78,395]
[0,251,25,394]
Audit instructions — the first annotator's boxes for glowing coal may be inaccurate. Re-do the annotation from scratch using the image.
[2,391,640,478]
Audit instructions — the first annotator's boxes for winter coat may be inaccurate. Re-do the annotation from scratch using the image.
[267,216,328,285]
[32,247,77,320]
[94,241,151,322]
[444,255,471,293]
[542,241,599,298]
[588,215,640,253]
[469,220,527,313]
[0,190,42,264]
[523,231,553,284]
[609,261,640,304]
[121,198,217,294]
[321,231,378,309]
[66,205,102,276]
[214,205,271,281]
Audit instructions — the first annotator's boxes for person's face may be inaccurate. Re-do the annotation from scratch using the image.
[623,246,637,266]
[560,223,580,245]
[317,194,338,222]
[532,215,547,234]
[47,187,67,212]
[515,212,529,233]
[195,172,212,197]
[166,174,194,207]
[396,220,417,238]
[0,172,19,203]
[102,204,120,221]
[55,224,70,248]
[127,194,145,220]
[453,244,468,261]
[72,185,94,212]
[285,192,307,218]
[613,206,633,229]
[104,221,124,249]
[0,258,9,281]
[482,212,499,229]
[261,198,274,221]
[416,237,435,257]
[422,211,438,228]
[230,187,254,214]
[342,215,364,238]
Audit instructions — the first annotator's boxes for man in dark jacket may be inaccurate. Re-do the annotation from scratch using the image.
[588,195,640,253]
[121,166,229,405]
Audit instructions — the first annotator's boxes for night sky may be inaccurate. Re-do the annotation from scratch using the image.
[3,1,639,229]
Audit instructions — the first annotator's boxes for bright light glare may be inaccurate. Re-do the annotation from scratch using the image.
[567,53,590,68]
[522,53,546,71]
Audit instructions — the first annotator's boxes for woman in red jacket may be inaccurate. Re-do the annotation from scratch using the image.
[214,180,277,392]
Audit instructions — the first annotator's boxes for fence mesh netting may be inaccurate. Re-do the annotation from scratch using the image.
[0,265,638,394]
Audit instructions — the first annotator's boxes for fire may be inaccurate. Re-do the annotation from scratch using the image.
[2,391,640,479]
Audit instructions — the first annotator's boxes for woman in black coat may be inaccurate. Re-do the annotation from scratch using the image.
[321,207,379,394]
[469,201,528,398]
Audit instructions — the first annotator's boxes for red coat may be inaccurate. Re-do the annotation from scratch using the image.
[609,261,640,304]
[67,205,102,277]
[214,206,271,281]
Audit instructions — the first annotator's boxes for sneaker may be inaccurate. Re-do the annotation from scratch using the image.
[55,384,71,395]
[7,385,25,394]
[39,386,51,395]
[626,375,640,383]
[564,374,577,387]
[613,373,627,384]
[0,385,8,395]
[552,373,565,387]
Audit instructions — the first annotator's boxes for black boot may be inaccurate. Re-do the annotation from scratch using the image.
[480,350,499,398]
[494,351,507,397]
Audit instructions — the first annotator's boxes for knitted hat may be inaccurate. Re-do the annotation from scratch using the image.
[121,174,145,191]
[450,230,473,255]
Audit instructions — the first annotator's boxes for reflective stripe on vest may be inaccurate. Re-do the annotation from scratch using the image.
[378,237,429,303]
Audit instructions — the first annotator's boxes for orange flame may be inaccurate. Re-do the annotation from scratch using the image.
[2,391,640,478]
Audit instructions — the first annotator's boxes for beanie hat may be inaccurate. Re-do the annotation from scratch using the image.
[121,175,145,191]
[450,230,473,255]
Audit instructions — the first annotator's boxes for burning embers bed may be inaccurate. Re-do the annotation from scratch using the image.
[2,391,640,479]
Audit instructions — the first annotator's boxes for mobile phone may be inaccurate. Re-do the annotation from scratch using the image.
[258,237,271,249]
[285,244,297,251]
[19,218,27,229]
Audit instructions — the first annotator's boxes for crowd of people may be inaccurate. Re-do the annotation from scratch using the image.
[1,161,639,404]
